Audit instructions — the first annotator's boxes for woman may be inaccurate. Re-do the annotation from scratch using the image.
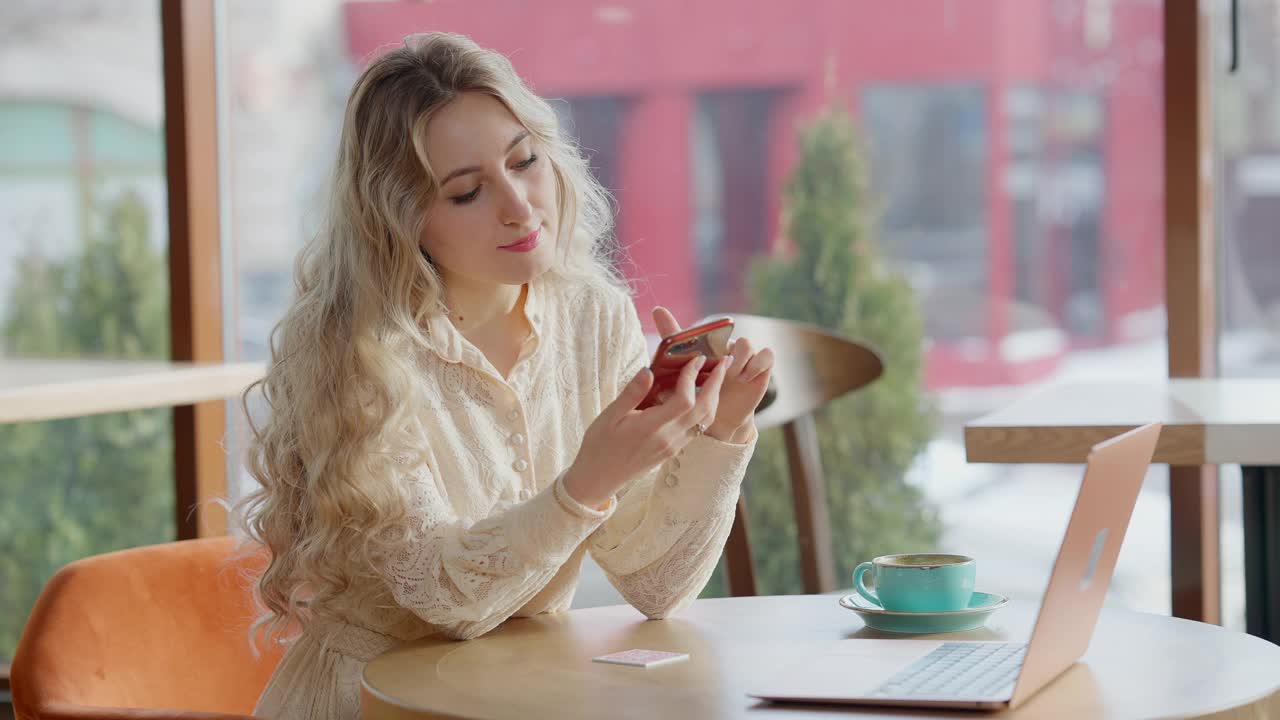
[240,32,773,719]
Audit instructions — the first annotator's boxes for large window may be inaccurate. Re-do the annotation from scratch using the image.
[863,85,989,300]
[1213,0,1280,376]
[0,2,170,662]
[1210,0,1280,632]
[219,0,1178,619]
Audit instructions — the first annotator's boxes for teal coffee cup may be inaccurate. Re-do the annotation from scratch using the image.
[852,554,976,612]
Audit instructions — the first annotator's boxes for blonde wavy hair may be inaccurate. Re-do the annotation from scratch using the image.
[235,32,623,644]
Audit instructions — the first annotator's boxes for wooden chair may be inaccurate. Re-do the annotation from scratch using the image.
[10,537,283,720]
[720,313,884,596]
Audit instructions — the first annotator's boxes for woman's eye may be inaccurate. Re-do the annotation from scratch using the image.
[447,155,537,205]
[449,186,481,205]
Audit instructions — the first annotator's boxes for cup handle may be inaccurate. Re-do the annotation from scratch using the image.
[853,562,881,607]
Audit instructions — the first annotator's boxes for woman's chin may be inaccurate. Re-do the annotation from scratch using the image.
[500,244,555,283]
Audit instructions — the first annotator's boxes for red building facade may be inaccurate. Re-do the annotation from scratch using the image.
[343,0,1165,389]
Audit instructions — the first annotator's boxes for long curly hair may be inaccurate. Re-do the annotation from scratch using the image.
[234,32,622,644]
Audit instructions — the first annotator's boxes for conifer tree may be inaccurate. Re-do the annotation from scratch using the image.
[708,106,940,594]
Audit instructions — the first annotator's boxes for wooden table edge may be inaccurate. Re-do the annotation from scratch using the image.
[964,423,1207,464]
[0,360,266,424]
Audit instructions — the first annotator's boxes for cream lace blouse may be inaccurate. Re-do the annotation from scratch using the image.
[254,273,757,719]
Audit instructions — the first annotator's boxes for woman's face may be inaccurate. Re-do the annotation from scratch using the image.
[419,92,558,287]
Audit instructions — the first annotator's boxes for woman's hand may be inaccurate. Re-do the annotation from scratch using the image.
[652,307,773,444]
[562,350,731,509]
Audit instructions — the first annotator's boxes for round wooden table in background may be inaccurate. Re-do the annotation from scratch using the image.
[362,595,1280,719]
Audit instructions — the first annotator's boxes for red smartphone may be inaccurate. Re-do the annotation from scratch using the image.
[637,317,735,409]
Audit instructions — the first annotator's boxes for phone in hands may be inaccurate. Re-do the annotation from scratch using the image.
[637,317,735,410]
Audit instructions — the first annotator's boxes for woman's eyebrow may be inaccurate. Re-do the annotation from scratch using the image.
[439,131,531,185]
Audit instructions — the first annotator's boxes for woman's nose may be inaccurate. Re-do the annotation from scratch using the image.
[497,178,535,226]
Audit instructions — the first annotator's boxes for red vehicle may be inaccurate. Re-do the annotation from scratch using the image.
[343,0,1165,389]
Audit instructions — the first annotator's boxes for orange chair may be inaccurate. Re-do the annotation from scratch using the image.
[11,537,283,720]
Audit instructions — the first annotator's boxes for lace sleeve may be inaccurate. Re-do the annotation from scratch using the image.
[383,463,613,640]
[586,295,757,618]
[587,432,753,617]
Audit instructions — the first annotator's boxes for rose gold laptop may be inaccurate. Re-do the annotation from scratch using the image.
[748,422,1163,711]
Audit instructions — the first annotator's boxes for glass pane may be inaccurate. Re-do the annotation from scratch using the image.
[1210,0,1280,633]
[221,0,1170,617]
[1212,0,1280,376]
[0,2,171,663]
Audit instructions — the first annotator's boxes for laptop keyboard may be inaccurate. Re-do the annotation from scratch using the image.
[870,642,1026,700]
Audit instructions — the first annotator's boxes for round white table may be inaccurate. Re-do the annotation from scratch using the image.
[362,595,1280,719]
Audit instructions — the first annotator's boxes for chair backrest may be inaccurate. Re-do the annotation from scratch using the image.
[11,537,283,719]
[718,314,884,596]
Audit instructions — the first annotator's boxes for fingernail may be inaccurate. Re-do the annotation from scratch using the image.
[723,354,735,368]
[694,355,706,367]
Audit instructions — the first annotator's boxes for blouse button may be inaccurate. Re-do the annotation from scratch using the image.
[511,433,526,446]
[507,409,520,421]
[519,488,532,501]
[514,459,529,473]
[664,474,679,488]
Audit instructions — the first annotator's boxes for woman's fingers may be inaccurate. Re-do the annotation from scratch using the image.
[643,352,730,430]
[650,354,702,424]
[692,355,730,421]
[652,306,682,338]
[742,347,775,383]
[605,367,654,421]
[726,337,753,379]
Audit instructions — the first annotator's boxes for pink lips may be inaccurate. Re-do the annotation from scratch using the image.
[500,228,540,253]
